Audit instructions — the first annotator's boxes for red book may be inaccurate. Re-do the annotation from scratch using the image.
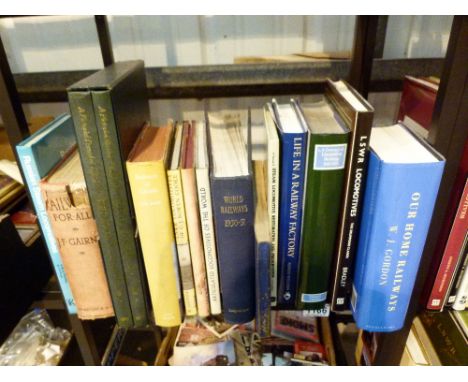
[397,76,438,138]
[294,339,325,359]
[423,139,468,307]
[427,178,468,310]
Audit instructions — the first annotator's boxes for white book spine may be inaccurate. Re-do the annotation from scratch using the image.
[265,110,280,307]
[196,167,222,315]
[453,267,468,310]
[167,169,198,316]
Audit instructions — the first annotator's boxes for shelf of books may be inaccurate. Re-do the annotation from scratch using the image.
[0,15,467,366]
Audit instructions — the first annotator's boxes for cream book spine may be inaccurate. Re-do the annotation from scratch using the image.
[181,168,210,317]
[167,168,198,316]
[127,160,182,327]
[195,165,222,315]
[453,267,468,310]
[264,106,280,306]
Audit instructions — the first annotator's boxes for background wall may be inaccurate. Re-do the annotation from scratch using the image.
[0,15,454,127]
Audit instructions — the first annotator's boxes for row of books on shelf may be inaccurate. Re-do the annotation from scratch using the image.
[397,75,468,313]
[15,61,459,339]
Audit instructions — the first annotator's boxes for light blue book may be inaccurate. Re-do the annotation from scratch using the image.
[351,123,445,332]
[16,114,77,314]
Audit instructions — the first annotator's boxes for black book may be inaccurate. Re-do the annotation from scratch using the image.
[325,80,374,312]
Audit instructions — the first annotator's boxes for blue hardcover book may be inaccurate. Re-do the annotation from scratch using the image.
[16,114,77,313]
[208,110,255,324]
[255,240,271,337]
[272,100,308,307]
[351,123,445,332]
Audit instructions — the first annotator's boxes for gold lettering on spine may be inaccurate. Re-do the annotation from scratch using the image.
[220,193,249,229]
[77,106,95,162]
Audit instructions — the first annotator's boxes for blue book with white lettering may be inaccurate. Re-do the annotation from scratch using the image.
[351,123,445,332]
[272,100,308,307]
[16,114,77,314]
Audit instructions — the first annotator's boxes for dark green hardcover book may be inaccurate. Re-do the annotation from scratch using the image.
[420,311,468,365]
[295,99,350,311]
[68,60,150,327]
[67,91,133,327]
[91,62,150,327]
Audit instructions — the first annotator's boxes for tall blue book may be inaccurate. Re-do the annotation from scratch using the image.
[351,123,445,332]
[208,110,255,324]
[16,114,77,314]
[272,99,308,307]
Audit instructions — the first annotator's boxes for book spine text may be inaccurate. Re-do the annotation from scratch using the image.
[196,168,222,315]
[332,115,372,311]
[427,179,468,310]
[277,132,307,307]
[181,169,210,317]
[42,185,114,320]
[17,149,77,314]
[68,92,133,327]
[167,169,198,316]
[127,161,182,326]
[211,176,255,324]
[92,92,149,326]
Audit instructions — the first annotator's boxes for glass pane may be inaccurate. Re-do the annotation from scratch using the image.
[0,16,103,73]
[108,15,356,66]
[383,16,453,59]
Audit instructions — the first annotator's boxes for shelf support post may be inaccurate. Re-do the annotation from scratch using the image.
[0,34,29,152]
[348,15,379,99]
[95,15,114,67]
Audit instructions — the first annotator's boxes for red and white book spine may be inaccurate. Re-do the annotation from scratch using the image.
[427,178,468,310]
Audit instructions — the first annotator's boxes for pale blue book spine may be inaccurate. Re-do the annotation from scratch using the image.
[351,150,444,332]
[17,146,77,314]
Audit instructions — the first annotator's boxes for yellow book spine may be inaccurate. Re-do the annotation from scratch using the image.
[127,160,182,327]
[167,168,198,316]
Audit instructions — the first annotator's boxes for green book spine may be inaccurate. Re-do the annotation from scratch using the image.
[92,91,149,327]
[68,91,134,327]
[420,311,468,365]
[297,132,349,310]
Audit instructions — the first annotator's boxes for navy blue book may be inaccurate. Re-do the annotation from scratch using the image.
[255,240,271,337]
[254,161,271,337]
[272,99,308,307]
[352,123,445,332]
[208,110,255,324]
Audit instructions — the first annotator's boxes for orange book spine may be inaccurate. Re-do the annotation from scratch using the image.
[41,183,114,320]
